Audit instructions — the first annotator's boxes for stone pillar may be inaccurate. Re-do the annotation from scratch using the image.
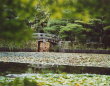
[38,41,50,52]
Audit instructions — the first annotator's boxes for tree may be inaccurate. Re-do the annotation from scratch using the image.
[88,19,105,43]
[44,19,67,35]
[0,0,37,43]
[60,23,84,43]
[103,26,110,48]
[40,0,110,23]
[75,19,107,43]
[28,4,50,33]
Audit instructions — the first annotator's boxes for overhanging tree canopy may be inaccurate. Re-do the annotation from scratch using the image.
[0,0,37,42]
[39,0,110,23]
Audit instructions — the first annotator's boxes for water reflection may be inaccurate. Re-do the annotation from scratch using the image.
[0,62,110,76]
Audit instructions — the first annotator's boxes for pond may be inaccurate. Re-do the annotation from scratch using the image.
[0,62,110,86]
[0,52,110,85]
[0,62,110,76]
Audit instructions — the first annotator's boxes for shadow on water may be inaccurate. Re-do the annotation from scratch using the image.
[0,62,110,75]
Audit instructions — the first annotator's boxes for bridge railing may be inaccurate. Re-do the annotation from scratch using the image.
[32,33,60,41]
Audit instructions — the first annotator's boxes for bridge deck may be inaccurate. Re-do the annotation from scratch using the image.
[32,33,60,43]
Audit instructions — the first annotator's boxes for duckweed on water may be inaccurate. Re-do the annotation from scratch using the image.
[0,74,110,86]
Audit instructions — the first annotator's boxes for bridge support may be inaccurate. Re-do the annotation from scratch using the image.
[38,41,51,52]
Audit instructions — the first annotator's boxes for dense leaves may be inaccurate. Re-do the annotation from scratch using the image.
[40,0,110,23]
[44,19,67,35]
[44,18,110,48]
[28,4,50,33]
[60,23,84,42]
[0,0,37,42]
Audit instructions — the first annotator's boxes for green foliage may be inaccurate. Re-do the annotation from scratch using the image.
[28,4,50,33]
[44,26,59,34]
[23,78,36,86]
[60,23,84,42]
[0,77,37,86]
[40,0,110,23]
[12,78,24,86]
[0,0,37,42]
[104,26,110,31]
[44,19,67,35]
[48,19,67,26]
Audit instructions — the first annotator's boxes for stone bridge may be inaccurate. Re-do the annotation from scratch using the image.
[32,33,60,43]
[32,33,60,52]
